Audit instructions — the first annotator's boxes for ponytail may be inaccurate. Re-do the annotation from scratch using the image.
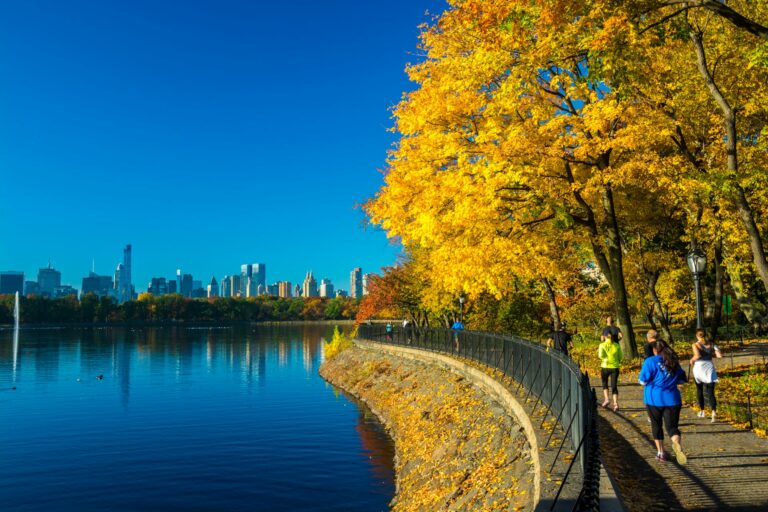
[654,341,680,373]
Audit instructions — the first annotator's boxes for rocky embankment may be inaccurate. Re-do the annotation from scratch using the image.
[319,345,536,511]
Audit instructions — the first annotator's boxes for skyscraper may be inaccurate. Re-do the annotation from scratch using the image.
[116,244,133,304]
[278,281,292,298]
[0,271,24,295]
[148,277,168,295]
[38,264,62,298]
[350,267,363,299]
[207,277,219,298]
[294,283,301,298]
[181,274,194,298]
[253,264,266,288]
[302,271,318,298]
[83,272,115,298]
[319,278,334,298]
[221,275,232,297]
[362,273,372,296]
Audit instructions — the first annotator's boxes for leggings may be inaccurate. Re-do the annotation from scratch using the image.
[646,404,681,440]
[601,368,619,395]
[696,382,717,411]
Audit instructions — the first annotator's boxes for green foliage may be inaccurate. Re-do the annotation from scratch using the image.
[0,294,360,324]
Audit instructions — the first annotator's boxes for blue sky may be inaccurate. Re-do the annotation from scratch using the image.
[0,0,448,292]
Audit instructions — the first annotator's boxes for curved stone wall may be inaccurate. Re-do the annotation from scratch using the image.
[319,342,539,511]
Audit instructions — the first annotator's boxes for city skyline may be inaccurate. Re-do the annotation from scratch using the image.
[0,1,448,292]
[1,243,370,299]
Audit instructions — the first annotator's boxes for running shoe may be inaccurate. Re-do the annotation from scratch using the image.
[672,440,687,465]
[656,453,667,462]
[697,410,705,418]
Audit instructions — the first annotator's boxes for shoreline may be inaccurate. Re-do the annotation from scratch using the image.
[319,343,537,511]
[0,319,364,330]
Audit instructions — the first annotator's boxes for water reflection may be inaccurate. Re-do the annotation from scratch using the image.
[0,325,394,512]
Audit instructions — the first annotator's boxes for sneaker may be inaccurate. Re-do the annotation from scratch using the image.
[697,410,705,418]
[711,411,717,423]
[656,452,667,462]
[612,404,619,412]
[601,400,610,408]
[672,440,687,465]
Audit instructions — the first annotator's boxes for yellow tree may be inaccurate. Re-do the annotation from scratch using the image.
[367,0,707,357]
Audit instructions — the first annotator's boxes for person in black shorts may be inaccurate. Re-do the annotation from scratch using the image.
[546,322,573,356]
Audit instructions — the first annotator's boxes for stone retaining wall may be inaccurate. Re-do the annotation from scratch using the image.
[319,342,538,511]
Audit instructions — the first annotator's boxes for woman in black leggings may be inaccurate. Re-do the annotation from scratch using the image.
[690,329,722,422]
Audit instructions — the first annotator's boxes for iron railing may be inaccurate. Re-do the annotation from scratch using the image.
[357,324,601,511]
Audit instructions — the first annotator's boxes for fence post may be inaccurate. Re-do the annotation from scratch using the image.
[747,393,754,429]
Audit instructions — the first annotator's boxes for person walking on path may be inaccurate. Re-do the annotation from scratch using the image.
[598,330,623,411]
[546,322,573,356]
[639,340,688,464]
[644,329,659,359]
[451,319,464,352]
[601,315,623,344]
[690,329,722,422]
[385,322,393,342]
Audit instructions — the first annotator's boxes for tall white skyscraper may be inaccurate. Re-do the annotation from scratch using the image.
[319,278,334,298]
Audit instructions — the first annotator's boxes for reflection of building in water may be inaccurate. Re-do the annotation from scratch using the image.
[303,339,313,373]
[241,340,266,387]
[113,335,132,408]
[355,409,397,484]
[278,341,288,368]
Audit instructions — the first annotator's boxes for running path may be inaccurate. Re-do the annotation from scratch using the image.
[592,356,768,512]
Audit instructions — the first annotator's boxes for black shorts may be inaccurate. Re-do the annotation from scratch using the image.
[601,367,619,395]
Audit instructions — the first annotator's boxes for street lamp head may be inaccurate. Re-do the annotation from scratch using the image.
[686,248,707,276]
[459,295,465,305]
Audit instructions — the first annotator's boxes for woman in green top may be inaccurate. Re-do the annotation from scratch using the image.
[598,332,623,411]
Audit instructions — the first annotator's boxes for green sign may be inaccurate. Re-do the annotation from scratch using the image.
[723,294,733,315]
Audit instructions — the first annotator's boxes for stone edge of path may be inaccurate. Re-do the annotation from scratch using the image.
[355,339,626,512]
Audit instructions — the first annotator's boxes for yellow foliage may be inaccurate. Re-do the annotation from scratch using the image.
[323,326,353,360]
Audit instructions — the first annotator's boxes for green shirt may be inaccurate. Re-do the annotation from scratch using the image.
[598,341,623,368]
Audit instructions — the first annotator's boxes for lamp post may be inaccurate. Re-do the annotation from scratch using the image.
[458,295,465,323]
[686,248,707,330]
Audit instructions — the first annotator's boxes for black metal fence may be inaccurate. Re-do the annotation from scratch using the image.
[357,324,601,511]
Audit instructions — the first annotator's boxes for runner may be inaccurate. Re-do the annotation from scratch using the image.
[639,340,688,464]
[690,329,722,422]
[598,330,623,411]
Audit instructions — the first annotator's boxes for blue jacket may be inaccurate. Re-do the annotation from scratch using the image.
[639,355,687,407]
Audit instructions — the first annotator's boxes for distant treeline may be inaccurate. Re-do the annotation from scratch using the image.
[0,293,360,324]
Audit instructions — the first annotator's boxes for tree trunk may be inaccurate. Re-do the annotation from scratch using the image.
[690,29,768,294]
[646,270,674,343]
[710,239,725,339]
[728,265,768,330]
[542,278,561,329]
[601,184,638,358]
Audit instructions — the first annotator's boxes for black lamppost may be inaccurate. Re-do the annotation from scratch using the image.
[686,248,707,329]
[458,295,465,323]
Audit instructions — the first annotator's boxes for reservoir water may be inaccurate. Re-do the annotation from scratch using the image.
[0,325,395,511]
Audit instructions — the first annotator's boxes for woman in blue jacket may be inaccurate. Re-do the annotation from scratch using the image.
[639,341,688,464]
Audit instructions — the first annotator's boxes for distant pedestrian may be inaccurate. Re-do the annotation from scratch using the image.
[598,330,623,411]
[644,330,659,359]
[546,322,573,356]
[690,329,722,422]
[403,318,413,344]
[385,322,393,342]
[639,340,688,464]
[451,319,464,352]
[601,315,623,345]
